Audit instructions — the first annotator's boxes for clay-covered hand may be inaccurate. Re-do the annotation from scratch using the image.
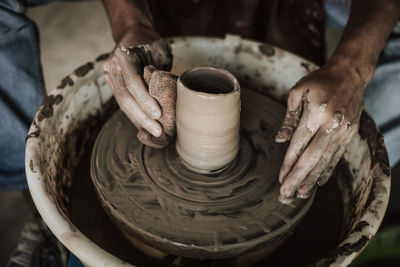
[276,62,364,204]
[103,27,174,147]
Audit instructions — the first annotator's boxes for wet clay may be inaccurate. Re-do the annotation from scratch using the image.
[69,138,343,267]
[176,67,241,172]
[90,87,315,262]
[179,68,234,94]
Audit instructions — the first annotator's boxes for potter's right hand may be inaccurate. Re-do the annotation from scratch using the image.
[103,27,173,139]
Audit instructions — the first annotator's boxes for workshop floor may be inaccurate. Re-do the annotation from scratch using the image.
[0,1,398,266]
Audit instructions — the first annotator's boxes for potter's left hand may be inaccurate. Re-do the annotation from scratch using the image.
[275,61,364,204]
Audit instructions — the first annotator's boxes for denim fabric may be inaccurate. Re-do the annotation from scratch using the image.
[325,1,400,166]
[364,59,400,166]
[68,253,85,267]
[0,1,46,191]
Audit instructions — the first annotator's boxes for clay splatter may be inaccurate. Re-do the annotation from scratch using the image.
[96,53,110,62]
[37,94,63,121]
[58,76,74,89]
[301,62,311,72]
[259,44,275,57]
[74,62,94,77]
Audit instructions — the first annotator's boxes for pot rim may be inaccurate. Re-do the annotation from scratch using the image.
[177,66,240,98]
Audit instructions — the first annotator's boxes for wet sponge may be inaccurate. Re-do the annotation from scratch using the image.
[137,65,177,148]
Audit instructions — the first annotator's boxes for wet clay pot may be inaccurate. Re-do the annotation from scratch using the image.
[25,35,391,267]
[176,67,241,173]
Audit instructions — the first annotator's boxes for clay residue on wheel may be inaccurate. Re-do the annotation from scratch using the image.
[90,87,317,260]
[69,130,344,266]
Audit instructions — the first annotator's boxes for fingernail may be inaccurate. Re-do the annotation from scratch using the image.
[275,128,290,143]
[278,195,296,205]
[275,133,286,143]
[149,125,162,137]
[297,192,310,199]
[317,177,329,187]
[281,185,295,198]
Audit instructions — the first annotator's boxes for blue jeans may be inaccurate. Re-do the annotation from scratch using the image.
[0,0,50,191]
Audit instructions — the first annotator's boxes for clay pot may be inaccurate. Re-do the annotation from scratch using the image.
[176,67,241,173]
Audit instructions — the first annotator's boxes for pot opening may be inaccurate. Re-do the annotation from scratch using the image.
[180,67,238,94]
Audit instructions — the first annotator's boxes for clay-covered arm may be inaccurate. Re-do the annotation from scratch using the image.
[102,0,174,147]
[276,0,400,204]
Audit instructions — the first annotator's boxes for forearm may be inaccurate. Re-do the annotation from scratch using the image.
[102,0,154,42]
[328,0,400,87]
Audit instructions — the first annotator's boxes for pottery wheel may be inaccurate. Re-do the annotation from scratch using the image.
[91,89,315,259]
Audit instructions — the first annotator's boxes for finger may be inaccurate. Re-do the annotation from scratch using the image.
[104,60,140,124]
[296,141,339,197]
[275,110,301,143]
[317,121,359,186]
[105,66,163,137]
[317,123,357,186]
[295,112,346,197]
[116,49,162,120]
[275,89,308,143]
[278,104,316,183]
[143,65,158,85]
[280,127,331,199]
[148,70,178,137]
[104,59,142,125]
[117,86,163,137]
[317,145,345,187]
[137,128,172,149]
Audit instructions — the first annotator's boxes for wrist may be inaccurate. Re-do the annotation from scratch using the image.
[326,53,375,88]
[102,0,155,43]
[114,22,159,45]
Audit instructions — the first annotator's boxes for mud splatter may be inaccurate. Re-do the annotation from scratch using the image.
[301,62,311,72]
[58,76,74,89]
[30,160,36,173]
[353,220,369,232]
[74,62,94,77]
[96,53,110,62]
[37,94,63,121]
[259,44,275,57]
[26,129,41,143]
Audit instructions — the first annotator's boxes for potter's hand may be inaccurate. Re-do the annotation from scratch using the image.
[103,28,173,142]
[273,0,400,204]
[276,62,363,204]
